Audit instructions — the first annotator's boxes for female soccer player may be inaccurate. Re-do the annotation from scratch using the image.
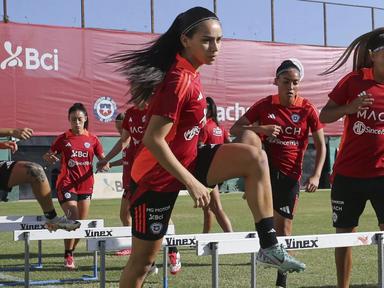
[231,59,326,287]
[108,7,305,287]
[198,97,233,233]
[98,106,182,274]
[320,28,384,288]
[0,128,81,231]
[43,103,105,269]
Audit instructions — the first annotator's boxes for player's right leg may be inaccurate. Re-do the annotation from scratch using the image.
[205,144,305,273]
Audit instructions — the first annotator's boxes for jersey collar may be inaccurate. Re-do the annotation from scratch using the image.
[362,67,374,81]
[271,94,304,107]
[175,54,198,75]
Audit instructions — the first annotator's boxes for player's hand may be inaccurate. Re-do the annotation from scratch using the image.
[43,151,59,165]
[259,125,282,137]
[346,92,374,114]
[11,128,34,140]
[186,180,211,208]
[0,141,18,153]
[96,159,110,172]
[305,175,320,193]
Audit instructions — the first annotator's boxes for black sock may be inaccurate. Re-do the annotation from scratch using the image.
[44,209,57,220]
[65,250,73,257]
[168,246,178,254]
[276,271,287,287]
[255,217,278,249]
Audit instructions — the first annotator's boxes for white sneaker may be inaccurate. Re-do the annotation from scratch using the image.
[168,252,181,275]
[45,216,81,232]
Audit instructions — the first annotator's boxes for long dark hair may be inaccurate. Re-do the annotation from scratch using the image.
[68,103,89,129]
[206,97,219,126]
[321,27,384,75]
[106,7,219,106]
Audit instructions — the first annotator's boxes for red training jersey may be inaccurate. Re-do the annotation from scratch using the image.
[131,54,206,204]
[329,68,384,178]
[121,106,147,190]
[244,95,323,180]
[51,130,103,194]
[199,118,229,144]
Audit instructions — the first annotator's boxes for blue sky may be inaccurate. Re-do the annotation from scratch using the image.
[2,0,384,47]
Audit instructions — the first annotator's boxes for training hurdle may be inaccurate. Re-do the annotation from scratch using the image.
[86,225,176,288]
[2,220,107,287]
[87,231,256,288]
[196,231,384,288]
[0,216,104,271]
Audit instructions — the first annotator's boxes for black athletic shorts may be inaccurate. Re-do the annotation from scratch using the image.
[270,166,300,220]
[57,190,92,204]
[331,174,384,228]
[195,144,221,187]
[130,190,179,240]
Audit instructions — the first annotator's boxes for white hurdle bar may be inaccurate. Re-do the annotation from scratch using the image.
[196,231,384,288]
[9,220,106,288]
[86,225,176,288]
[0,216,103,271]
[86,230,255,288]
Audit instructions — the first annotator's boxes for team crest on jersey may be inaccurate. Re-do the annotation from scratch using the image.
[291,114,300,123]
[150,222,163,234]
[84,142,90,148]
[93,96,117,123]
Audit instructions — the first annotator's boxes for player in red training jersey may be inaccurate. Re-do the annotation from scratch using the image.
[43,103,105,269]
[0,128,80,231]
[108,7,305,287]
[320,28,384,288]
[231,59,326,288]
[98,104,181,274]
[198,97,233,233]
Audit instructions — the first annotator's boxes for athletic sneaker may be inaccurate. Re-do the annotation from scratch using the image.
[115,248,132,256]
[64,255,75,270]
[257,244,306,273]
[147,262,158,276]
[45,216,81,232]
[168,252,181,275]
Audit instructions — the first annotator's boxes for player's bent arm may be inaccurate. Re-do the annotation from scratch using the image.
[0,128,33,139]
[319,100,350,123]
[230,116,253,137]
[143,115,210,207]
[0,141,18,153]
[104,129,131,162]
[110,159,124,167]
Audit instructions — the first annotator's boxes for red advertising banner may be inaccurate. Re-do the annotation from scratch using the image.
[0,22,349,136]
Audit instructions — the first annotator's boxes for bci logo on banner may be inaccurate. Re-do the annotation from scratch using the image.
[0,41,59,71]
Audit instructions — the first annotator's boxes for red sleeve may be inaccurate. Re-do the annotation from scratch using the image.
[328,71,357,105]
[243,100,264,123]
[151,70,191,122]
[199,126,208,144]
[50,134,64,154]
[93,136,104,158]
[307,102,324,133]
